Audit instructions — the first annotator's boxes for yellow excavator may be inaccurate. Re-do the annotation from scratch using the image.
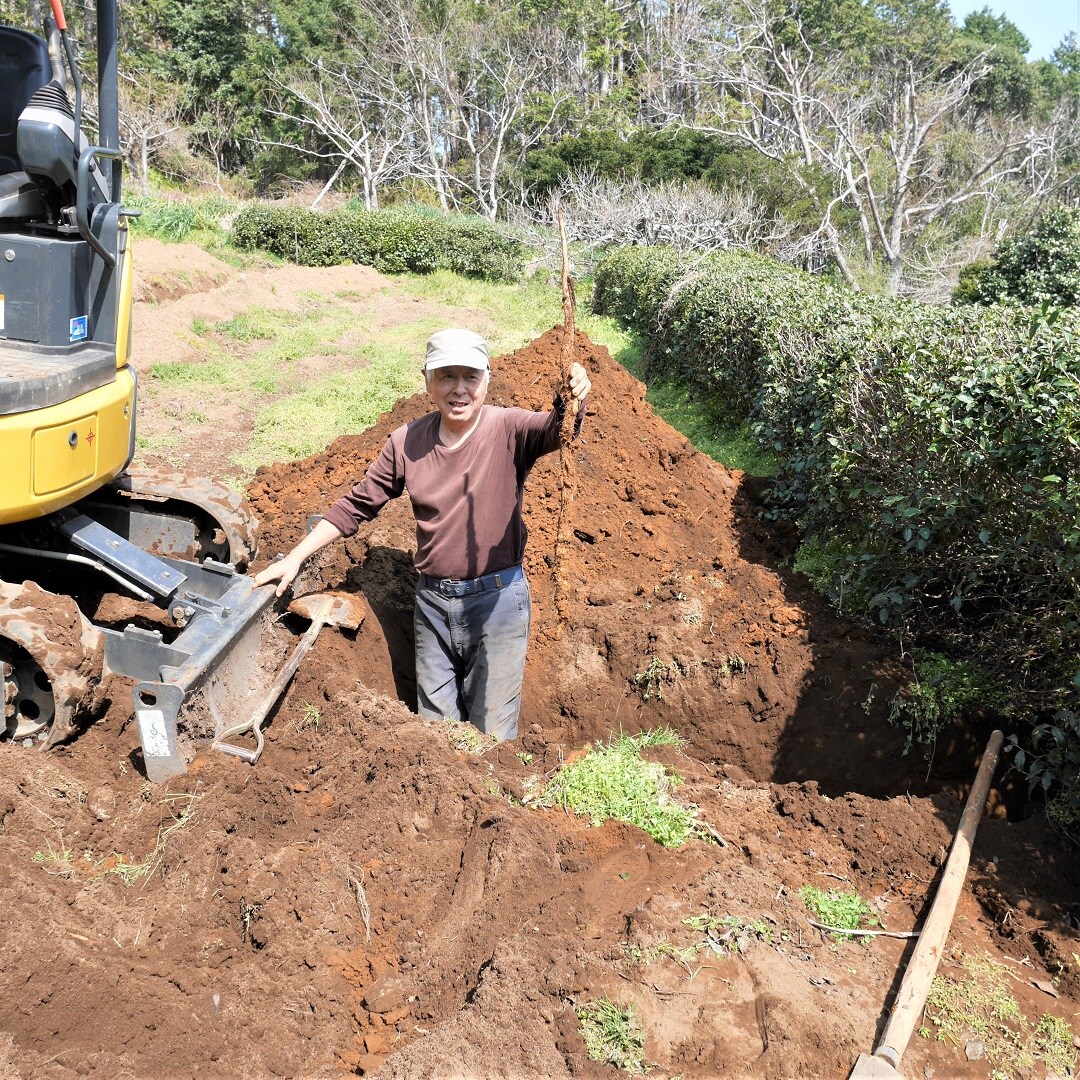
[0,0,286,782]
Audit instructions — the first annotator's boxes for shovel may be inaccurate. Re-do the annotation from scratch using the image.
[848,729,1004,1079]
[213,591,365,764]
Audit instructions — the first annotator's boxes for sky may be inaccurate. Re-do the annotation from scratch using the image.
[948,0,1076,60]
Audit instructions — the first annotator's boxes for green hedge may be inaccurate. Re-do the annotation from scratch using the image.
[231,205,525,281]
[593,245,1080,810]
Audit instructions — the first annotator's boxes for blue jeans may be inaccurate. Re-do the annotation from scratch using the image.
[413,572,531,741]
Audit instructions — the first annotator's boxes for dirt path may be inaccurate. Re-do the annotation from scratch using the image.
[0,241,1076,1080]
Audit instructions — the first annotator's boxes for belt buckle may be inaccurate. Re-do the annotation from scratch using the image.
[440,577,462,597]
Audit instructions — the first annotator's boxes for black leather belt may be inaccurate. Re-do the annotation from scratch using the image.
[418,564,523,598]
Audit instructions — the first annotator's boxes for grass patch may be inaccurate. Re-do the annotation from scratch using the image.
[643,376,777,476]
[926,952,1077,1079]
[542,729,703,848]
[800,885,879,935]
[235,328,430,473]
[792,535,855,597]
[148,303,358,395]
[577,997,647,1074]
[612,327,777,477]
[148,355,278,394]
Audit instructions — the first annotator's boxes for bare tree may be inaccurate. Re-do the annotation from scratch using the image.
[665,1,1060,292]
[269,56,417,211]
[521,170,809,260]
[384,0,573,219]
[118,72,183,196]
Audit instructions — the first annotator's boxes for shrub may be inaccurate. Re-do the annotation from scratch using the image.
[593,245,1080,810]
[231,204,525,281]
[954,207,1080,306]
[888,651,1013,760]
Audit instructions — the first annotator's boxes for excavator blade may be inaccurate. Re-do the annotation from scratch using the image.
[101,563,290,783]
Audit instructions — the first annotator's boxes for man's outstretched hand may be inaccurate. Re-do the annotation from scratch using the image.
[568,361,591,403]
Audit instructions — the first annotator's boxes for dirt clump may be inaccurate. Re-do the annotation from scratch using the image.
[1,300,1077,1080]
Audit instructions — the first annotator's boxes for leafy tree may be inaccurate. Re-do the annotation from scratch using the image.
[520,129,731,193]
[954,207,1080,305]
[120,0,282,174]
[961,7,1030,55]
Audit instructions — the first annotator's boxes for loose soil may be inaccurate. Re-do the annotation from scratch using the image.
[0,242,1076,1080]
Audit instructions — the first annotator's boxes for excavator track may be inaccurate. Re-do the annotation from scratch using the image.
[0,580,104,747]
[86,467,260,569]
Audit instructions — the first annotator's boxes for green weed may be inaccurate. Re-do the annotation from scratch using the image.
[926,952,1077,1078]
[627,912,774,976]
[32,837,75,878]
[542,729,702,848]
[577,997,647,1074]
[128,194,240,244]
[684,912,773,951]
[800,885,879,934]
[793,535,858,599]
[293,702,320,734]
[634,656,685,702]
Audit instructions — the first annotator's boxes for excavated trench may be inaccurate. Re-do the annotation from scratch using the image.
[246,325,1000,806]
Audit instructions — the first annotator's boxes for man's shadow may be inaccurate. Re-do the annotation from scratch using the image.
[346,544,419,711]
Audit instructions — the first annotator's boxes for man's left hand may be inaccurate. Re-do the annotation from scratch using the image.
[569,361,591,403]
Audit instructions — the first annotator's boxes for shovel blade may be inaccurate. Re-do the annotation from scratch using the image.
[848,1053,903,1080]
[287,591,365,631]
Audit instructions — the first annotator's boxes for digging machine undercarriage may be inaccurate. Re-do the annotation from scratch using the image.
[0,0,286,781]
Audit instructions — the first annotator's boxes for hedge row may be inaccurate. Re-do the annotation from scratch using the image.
[593,246,1080,799]
[232,205,525,281]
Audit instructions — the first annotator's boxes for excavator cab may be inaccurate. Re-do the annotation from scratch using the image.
[0,2,286,782]
[0,16,135,523]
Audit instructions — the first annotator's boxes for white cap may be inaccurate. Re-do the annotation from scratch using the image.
[423,328,490,372]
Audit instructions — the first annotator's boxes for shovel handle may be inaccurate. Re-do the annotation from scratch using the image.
[873,729,1004,1068]
[247,602,329,731]
[212,598,331,762]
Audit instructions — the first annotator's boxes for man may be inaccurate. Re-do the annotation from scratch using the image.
[254,327,591,741]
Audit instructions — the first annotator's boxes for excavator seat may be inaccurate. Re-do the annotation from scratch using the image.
[0,25,50,219]
[0,25,51,175]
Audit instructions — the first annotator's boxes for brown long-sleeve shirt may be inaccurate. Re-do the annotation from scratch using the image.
[323,403,574,580]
